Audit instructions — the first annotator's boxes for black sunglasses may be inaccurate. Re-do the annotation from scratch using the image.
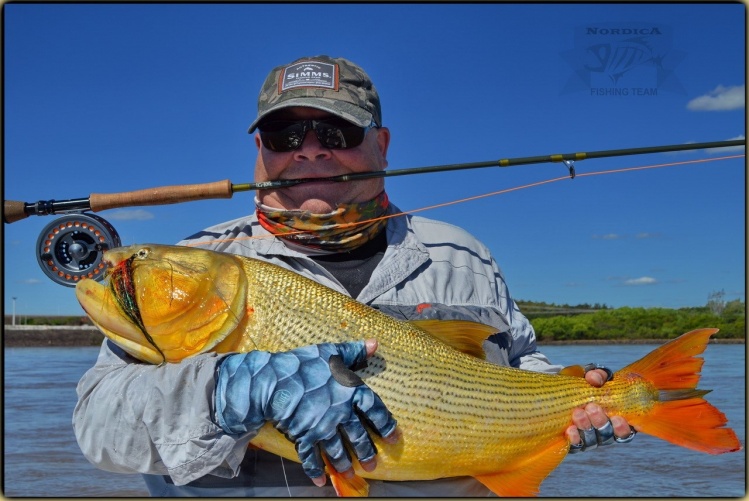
[258,117,377,152]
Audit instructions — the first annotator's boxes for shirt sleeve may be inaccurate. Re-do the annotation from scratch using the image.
[482,252,563,373]
[505,298,564,373]
[72,340,254,485]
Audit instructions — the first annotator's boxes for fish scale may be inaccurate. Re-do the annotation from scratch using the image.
[75,244,742,496]
[222,257,633,477]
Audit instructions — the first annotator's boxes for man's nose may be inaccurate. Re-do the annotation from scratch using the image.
[293,130,332,159]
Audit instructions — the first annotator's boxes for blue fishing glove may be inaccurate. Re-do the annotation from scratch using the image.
[214,341,397,479]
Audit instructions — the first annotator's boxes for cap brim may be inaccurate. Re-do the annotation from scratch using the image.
[248,98,373,133]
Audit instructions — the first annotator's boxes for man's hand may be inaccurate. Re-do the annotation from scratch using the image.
[565,368,636,452]
[215,338,399,486]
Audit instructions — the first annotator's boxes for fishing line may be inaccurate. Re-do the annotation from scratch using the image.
[8,139,742,286]
[279,457,291,497]
[185,153,744,248]
[5,139,744,225]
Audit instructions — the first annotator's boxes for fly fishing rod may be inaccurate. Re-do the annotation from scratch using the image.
[4,139,744,224]
[4,138,744,287]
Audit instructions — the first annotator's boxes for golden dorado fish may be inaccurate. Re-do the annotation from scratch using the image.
[75,244,742,497]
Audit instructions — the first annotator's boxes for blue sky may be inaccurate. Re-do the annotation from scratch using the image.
[4,3,745,316]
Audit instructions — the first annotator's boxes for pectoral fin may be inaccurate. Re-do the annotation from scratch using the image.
[323,455,369,497]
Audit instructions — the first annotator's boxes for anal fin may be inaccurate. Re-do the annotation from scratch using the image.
[474,438,569,497]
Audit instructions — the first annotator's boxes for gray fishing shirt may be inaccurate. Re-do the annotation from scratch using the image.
[73,205,562,497]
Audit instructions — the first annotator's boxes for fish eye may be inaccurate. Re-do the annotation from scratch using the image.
[136,248,150,259]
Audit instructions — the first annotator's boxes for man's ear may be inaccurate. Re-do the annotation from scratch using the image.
[376,127,390,167]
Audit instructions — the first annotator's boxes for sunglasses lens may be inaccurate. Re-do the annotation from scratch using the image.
[258,118,372,152]
[314,119,366,149]
[258,121,307,152]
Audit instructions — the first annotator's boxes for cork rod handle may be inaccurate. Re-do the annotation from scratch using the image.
[89,179,234,212]
[3,200,29,224]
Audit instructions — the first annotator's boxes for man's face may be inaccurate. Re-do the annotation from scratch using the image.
[253,107,390,213]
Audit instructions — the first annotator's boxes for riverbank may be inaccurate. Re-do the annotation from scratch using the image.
[539,338,744,345]
[3,325,743,347]
[4,326,104,347]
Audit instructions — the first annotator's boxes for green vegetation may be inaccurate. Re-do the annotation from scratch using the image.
[5,297,745,342]
[519,299,745,341]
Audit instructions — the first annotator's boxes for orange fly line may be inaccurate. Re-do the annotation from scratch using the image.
[186,153,745,247]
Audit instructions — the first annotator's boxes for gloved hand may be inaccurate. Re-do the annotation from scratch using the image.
[567,364,636,453]
[214,339,397,482]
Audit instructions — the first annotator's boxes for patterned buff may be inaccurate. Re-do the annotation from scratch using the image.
[256,191,390,252]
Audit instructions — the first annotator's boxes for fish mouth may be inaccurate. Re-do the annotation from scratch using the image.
[108,253,168,362]
[76,275,166,364]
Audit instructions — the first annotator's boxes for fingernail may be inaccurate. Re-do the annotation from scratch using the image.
[364,339,378,357]
[383,426,402,444]
[312,476,327,487]
[360,458,377,472]
[341,468,355,479]
[587,403,602,414]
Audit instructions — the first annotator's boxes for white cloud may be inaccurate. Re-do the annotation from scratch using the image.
[687,85,745,111]
[107,209,155,221]
[564,282,585,288]
[662,136,745,155]
[21,278,42,285]
[624,277,657,286]
[593,233,662,240]
[704,134,745,154]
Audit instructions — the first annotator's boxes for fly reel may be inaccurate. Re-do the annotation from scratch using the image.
[35,213,121,287]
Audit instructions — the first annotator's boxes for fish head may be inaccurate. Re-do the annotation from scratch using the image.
[76,244,247,364]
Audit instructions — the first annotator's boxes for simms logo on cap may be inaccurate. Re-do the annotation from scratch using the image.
[279,61,338,92]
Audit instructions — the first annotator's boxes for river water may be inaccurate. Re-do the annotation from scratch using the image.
[3,343,745,497]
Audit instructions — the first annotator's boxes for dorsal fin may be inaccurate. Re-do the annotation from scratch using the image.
[408,319,497,360]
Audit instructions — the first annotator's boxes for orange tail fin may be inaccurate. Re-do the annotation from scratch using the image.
[618,328,742,455]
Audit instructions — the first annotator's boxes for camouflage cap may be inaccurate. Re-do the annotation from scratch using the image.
[248,55,382,133]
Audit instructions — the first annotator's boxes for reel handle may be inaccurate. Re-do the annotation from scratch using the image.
[3,200,28,224]
[89,179,234,211]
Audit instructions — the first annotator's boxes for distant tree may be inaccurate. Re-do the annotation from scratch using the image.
[707,289,726,316]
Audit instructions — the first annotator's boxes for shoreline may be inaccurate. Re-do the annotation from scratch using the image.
[538,338,744,345]
[4,326,105,347]
[3,325,744,347]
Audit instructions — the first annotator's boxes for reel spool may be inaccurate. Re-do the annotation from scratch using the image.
[35,213,121,287]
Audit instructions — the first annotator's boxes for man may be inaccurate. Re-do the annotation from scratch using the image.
[74,55,635,497]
